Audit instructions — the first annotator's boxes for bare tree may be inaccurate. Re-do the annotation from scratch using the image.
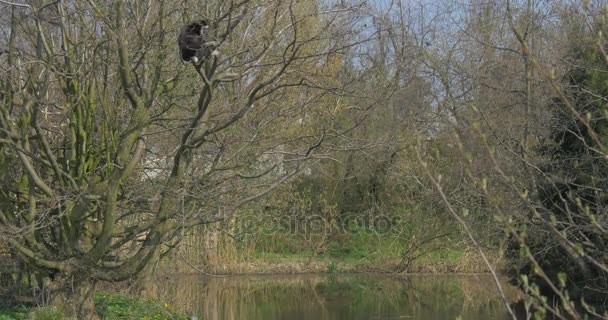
[0,0,368,317]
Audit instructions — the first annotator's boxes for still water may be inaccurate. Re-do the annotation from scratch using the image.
[138,274,521,320]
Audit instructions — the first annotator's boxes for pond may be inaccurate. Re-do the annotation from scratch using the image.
[136,274,521,320]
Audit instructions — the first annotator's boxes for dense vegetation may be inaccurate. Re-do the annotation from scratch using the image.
[0,0,607,319]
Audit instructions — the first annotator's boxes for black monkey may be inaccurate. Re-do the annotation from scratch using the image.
[178,20,217,64]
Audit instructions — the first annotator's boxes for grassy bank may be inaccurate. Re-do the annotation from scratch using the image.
[171,243,505,275]
[224,250,502,274]
[170,209,505,276]
[0,292,188,320]
[0,248,505,320]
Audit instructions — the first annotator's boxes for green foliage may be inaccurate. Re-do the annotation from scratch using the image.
[0,308,26,320]
[0,293,188,320]
[27,307,65,320]
[509,17,608,316]
[95,292,188,320]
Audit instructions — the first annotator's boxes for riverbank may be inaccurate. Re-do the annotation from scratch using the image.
[0,265,509,320]
[0,249,505,319]
[0,292,188,320]
[113,273,522,320]
[167,247,505,275]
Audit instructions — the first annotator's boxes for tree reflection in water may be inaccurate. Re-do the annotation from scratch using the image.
[134,274,522,320]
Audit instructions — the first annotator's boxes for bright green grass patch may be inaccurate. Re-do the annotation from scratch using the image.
[95,292,188,320]
[0,304,27,320]
[427,248,465,263]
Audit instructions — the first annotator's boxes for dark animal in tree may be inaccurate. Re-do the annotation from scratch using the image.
[178,20,218,64]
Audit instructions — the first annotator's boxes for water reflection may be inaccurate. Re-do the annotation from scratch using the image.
[137,274,521,320]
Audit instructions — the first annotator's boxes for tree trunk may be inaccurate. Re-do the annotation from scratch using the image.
[50,274,99,320]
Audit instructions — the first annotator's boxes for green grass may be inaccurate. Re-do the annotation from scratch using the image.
[252,229,405,261]
[427,248,465,263]
[96,292,188,320]
[0,292,188,320]
[243,228,490,274]
[27,306,65,320]
[0,308,27,320]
